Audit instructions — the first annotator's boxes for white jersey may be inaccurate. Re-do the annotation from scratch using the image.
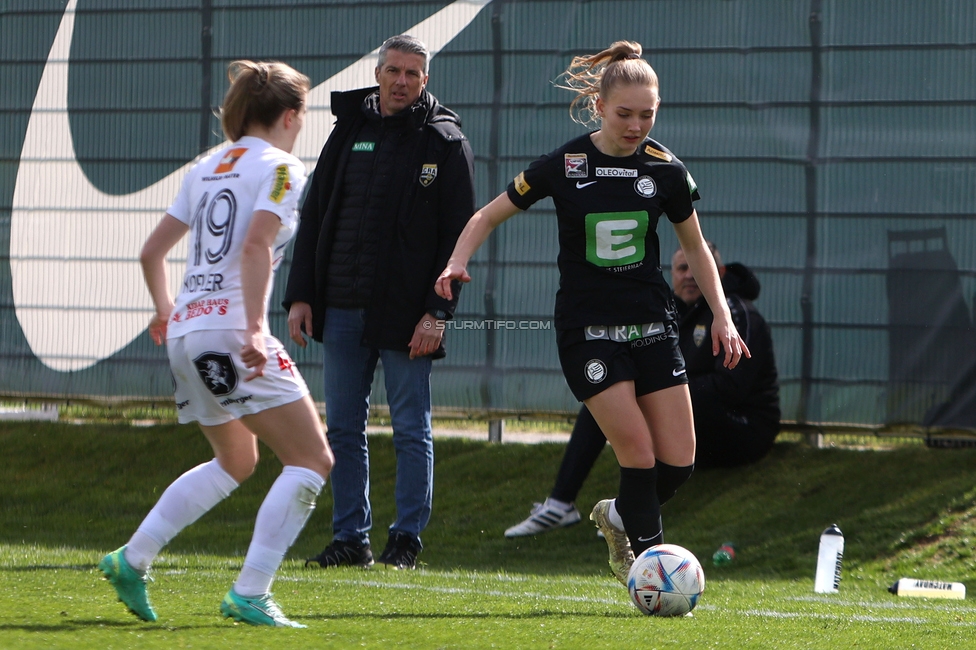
[166,136,307,338]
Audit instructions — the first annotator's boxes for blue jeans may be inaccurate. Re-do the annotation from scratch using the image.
[322,307,433,546]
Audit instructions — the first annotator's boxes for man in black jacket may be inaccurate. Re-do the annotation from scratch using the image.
[284,35,475,567]
[504,243,781,537]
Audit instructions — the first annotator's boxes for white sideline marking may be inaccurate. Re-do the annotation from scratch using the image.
[160,568,975,625]
[744,609,925,624]
[744,608,976,627]
[332,578,623,605]
[788,594,976,613]
[320,577,976,625]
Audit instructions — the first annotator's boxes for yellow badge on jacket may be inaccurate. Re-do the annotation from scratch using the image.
[420,163,438,187]
[693,324,707,348]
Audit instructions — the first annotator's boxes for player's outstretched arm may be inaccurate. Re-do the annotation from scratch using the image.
[435,193,521,300]
[673,212,750,368]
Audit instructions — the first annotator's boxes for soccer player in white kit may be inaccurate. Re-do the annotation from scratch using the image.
[98,60,334,628]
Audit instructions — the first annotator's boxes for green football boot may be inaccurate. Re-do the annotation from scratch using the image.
[220,589,306,628]
[97,546,158,622]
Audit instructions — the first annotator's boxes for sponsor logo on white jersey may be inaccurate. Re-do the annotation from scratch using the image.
[215,148,248,173]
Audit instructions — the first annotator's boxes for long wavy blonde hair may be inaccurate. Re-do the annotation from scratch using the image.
[555,41,659,126]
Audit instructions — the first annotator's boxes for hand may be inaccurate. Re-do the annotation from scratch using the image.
[408,313,444,359]
[288,301,313,348]
[711,316,751,369]
[241,330,268,381]
[434,262,471,301]
[148,307,172,346]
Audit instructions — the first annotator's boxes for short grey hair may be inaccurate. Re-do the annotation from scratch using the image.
[378,34,430,74]
[674,241,722,267]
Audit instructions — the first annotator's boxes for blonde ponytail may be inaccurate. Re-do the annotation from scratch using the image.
[555,41,659,126]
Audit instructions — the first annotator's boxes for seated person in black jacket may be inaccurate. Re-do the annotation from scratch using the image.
[505,242,780,537]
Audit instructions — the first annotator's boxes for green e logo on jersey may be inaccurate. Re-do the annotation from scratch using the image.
[585,211,649,267]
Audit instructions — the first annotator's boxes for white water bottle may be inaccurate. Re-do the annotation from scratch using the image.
[814,524,844,593]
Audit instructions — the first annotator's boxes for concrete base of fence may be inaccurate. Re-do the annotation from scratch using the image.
[0,404,59,421]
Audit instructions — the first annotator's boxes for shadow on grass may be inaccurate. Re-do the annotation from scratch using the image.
[310,610,637,620]
[1,563,97,571]
[0,607,638,636]
[3,421,976,583]
[0,619,235,632]
[0,620,139,632]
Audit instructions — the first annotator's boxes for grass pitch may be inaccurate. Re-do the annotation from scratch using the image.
[2,421,976,648]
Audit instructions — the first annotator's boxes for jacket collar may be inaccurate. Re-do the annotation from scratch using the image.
[330,86,454,131]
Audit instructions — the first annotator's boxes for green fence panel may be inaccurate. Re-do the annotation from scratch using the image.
[2,0,975,428]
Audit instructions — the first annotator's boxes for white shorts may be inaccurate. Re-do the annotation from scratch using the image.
[167,329,309,426]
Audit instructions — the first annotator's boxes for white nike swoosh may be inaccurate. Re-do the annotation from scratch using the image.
[673,368,686,376]
[576,180,597,189]
[11,0,491,371]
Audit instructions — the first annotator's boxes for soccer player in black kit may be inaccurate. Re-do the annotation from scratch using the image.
[436,41,747,585]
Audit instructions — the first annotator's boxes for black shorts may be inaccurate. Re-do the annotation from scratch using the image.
[557,322,688,401]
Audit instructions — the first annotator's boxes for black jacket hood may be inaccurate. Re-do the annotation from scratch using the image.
[723,262,761,301]
[331,86,463,136]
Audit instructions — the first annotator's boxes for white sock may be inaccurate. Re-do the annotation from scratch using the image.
[608,499,625,531]
[544,497,573,512]
[234,466,325,597]
[124,459,239,572]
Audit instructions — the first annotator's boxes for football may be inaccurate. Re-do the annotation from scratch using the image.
[627,544,705,616]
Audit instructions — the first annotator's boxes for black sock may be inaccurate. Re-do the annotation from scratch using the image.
[656,461,694,507]
[615,465,662,557]
[551,406,607,503]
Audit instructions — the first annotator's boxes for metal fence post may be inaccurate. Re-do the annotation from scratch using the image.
[488,419,504,443]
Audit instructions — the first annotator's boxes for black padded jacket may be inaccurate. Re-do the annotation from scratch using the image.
[674,262,781,427]
[284,87,475,357]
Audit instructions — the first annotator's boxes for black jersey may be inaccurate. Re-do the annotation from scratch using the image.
[506,133,700,330]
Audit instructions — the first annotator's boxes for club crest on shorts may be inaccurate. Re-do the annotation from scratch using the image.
[420,163,438,187]
[584,359,607,384]
[693,324,707,348]
[193,352,238,396]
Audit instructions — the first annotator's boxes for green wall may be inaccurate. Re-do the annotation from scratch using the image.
[2,0,975,426]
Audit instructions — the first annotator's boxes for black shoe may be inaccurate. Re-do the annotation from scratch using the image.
[377,532,422,570]
[305,538,374,568]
